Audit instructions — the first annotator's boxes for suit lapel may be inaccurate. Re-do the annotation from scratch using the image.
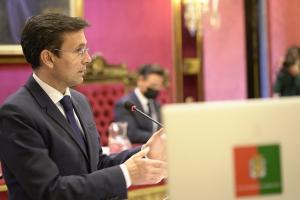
[154,101,161,122]
[131,92,145,113]
[25,77,89,161]
[47,106,89,160]
[72,97,97,171]
[131,92,152,130]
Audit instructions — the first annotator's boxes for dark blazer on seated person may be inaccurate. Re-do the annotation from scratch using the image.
[0,76,140,200]
[114,91,161,144]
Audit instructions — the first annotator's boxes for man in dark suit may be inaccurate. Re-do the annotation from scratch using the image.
[114,64,165,144]
[0,13,166,200]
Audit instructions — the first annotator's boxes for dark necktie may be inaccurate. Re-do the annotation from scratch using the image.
[147,101,152,116]
[60,96,86,148]
[147,100,158,131]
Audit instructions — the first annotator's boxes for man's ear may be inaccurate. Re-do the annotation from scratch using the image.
[137,75,146,84]
[40,50,55,68]
[136,76,144,87]
[137,76,147,92]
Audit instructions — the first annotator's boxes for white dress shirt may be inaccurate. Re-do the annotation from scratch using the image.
[134,88,158,131]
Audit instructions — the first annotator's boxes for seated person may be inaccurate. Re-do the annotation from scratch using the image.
[114,64,165,143]
[273,46,300,97]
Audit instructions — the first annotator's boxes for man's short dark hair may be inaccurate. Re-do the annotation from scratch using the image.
[282,46,300,72]
[21,13,90,69]
[138,64,165,79]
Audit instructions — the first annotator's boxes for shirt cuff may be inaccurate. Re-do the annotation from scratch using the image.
[120,164,132,188]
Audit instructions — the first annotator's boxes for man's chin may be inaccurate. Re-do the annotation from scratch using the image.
[70,78,84,87]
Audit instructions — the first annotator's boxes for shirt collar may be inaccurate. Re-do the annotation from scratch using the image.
[32,73,71,104]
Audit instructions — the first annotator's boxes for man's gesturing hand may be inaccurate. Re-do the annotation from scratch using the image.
[124,147,167,185]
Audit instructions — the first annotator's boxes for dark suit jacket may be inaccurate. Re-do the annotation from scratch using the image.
[0,76,139,200]
[114,91,161,144]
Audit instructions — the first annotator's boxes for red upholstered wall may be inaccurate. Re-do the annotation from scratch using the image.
[84,0,173,72]
[203,0,247,101]
[0,64,31,104]
[2,1,300,104]
[268,0,300,84]
[0,0,173,105]
[1,1,300,198]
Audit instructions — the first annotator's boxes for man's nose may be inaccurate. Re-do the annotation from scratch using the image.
[82,52,92,65]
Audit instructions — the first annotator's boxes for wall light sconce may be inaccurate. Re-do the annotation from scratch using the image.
[183,0,220,36]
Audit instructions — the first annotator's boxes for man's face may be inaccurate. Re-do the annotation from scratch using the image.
[288,64,300,77]
[138,74,164,94]
[51,29,91,89]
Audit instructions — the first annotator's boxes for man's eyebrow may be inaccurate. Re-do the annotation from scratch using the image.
[76,43,87,48]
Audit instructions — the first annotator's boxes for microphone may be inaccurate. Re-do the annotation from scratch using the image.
[124,101,164,128]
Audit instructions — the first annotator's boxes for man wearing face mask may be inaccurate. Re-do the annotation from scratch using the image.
[114,64,165,143]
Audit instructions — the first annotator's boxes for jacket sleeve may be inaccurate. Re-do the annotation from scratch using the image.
[0,104,127,200]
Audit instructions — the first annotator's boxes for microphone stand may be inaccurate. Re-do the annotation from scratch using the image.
[133,106,164,128]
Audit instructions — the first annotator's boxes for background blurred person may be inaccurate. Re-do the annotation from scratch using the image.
[114,64,165,144]
[273,46,300,97]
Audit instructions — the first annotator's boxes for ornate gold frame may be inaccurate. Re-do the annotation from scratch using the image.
[128,185,167,200]
[172,0,205,102]
[0,0,83,63]
[83,54,137,88]
[172,0,184,102]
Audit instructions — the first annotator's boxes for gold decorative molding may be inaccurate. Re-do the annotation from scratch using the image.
[183,57,200,75]
[0,184,167,197]
[84,54,137,87]
[0,54,26,64]
[128,185,167,200]
[74,0,84,17]
[172,0,184,102]
[0,184,7,192]
[196,23,205,101]
[172,0,205,102]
